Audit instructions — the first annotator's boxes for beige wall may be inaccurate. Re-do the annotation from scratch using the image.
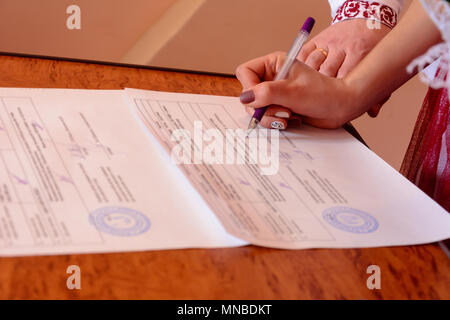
[0,0,178,60]
[351,76,427,170]
[350,0,427,170]
[150,0,332,73]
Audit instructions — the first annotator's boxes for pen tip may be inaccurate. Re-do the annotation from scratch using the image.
[246,118,259,136]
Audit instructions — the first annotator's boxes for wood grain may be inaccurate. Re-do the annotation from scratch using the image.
[0,54,448,300]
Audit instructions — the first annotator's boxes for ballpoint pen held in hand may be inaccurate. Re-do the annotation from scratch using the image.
[246,17,315,135]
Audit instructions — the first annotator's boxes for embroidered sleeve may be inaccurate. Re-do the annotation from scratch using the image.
[407,0,450,93]
[331,0,399,28]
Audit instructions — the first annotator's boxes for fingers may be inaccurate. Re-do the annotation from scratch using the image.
[301,116,343,130]
[264,106,292,118]
[236,53,281,90]
[245,105,291,118]
[336,53,363,78]
[236,67,261,91]
[239,80,292,110]
[288,114,303,127]
[304,47,328,71]
[298,41,316,62]
[319,49,346,77]
[245,105,294,130]
[260,116,288,130]
[259,114,302,130]
[235,58,266,90]
[301,43,346,77]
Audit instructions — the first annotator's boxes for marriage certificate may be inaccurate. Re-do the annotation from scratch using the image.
[0,87,448,256]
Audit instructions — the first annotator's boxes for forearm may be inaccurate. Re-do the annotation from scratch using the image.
[344,1,442,115]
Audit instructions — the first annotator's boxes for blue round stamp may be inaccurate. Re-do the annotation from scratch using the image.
[322,206,378,234]
[89,207,150,237]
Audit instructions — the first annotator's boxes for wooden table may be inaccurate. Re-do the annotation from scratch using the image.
[0,54,448,300]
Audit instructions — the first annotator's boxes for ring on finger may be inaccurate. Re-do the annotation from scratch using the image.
[316,47,328,58]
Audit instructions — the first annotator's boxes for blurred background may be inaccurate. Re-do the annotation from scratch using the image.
[0,0,427,170]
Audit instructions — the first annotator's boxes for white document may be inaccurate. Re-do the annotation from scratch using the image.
[0,87,448,256]
[0,88,245,257]
[124,88,450,249]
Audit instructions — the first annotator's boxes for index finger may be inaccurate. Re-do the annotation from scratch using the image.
[235,53,282,90]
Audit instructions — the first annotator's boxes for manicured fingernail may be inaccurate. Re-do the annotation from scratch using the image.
[240,90,255,104]
[271,121,285,130]
[275,111,290,119]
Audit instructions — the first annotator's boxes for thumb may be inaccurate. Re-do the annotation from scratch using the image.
[239,80,290,110]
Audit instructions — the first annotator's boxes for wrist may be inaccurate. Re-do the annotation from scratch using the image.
[339,76,372,122]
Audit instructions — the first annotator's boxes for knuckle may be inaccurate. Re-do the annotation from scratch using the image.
[235,64,244,77]
[271,51,286,60]
[327,38,338,47]
[298,50,308,62]
[350,39,372,54]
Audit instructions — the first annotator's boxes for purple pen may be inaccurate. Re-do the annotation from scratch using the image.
[247,17,315,133]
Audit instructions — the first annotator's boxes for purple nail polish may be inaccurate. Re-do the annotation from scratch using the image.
[240,90,255,104]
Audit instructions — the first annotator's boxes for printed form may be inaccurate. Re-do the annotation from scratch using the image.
[0,88,244,256]
[0,87,448,256]
[125,89,450,249]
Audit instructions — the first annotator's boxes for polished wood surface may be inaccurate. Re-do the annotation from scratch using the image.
[0,54,448,300]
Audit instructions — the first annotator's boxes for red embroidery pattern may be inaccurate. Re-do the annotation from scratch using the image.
[333,1,398,29]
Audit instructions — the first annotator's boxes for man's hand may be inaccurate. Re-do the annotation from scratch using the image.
[298,19,392,116]
[299,19,390,78]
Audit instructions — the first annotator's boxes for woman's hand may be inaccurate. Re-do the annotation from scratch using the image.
[235,51,367,130]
